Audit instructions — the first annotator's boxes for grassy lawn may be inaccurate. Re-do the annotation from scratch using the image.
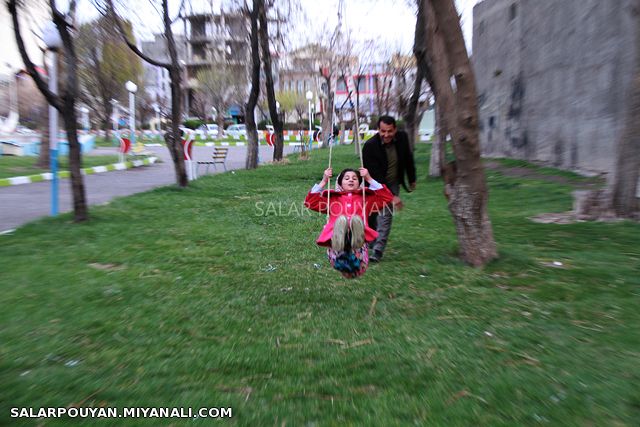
[0,155,121,179]
[0,145,638,426]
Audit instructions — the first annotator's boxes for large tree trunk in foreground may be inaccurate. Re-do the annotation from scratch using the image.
[429,105,446,177]
[245,0,261,170]
[257,0,284,161]
[425,0,497,266]
[609,0,640,218]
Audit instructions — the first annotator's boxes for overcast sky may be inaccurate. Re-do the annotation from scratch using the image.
[76,0,481,52]
[297,0,480,54]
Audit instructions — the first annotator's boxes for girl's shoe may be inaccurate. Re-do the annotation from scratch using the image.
[350,215,365,249]
[332,215,348,252]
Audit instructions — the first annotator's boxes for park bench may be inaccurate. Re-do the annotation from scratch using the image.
[197,147,229,174]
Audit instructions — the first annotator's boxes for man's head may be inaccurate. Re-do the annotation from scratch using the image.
[377,115,397,144]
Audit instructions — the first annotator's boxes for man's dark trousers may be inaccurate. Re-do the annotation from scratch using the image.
[369,182,399,258]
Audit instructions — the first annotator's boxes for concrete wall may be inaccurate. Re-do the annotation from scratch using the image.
[472,0,637,174]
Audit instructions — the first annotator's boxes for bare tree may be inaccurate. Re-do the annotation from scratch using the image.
[197,65,246,140]
[101,0,188,187]
[421,0,497,266]
[257,0,285,161]
[414,0,445,175]
[245,0,261,169]
[8,0,89,221]
[76,15,143,143]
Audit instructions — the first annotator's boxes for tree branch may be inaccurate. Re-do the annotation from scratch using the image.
[8,0,62,111]
[104,0,170,68]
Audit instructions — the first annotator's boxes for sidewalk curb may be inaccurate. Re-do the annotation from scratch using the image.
[182,141,323,147]
[0,157,158,187]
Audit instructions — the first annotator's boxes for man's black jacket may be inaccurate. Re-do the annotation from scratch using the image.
[362,131,416,192]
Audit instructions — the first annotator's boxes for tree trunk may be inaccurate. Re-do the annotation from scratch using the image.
[245,0,261,170]
[62,99,88,221]
[216,111,225,141]
[609,0,640,218]
[166,72,188,186]
[425,0,497,266]
[257,0,284,161]
[405,69,423,152]
[102,99,112,143]
[320,75,334,148]
[164,0,188,188]
[429,105,445,177]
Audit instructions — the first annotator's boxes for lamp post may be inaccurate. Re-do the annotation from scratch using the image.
[111,99,119,143]
[306,90,313,151]
[153,103,161,135]
[43,22,61,216]
[125,81,137,150]
[80,106,89,132]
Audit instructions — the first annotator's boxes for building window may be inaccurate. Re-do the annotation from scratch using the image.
[479,21,485,35]
[510,3,517,21]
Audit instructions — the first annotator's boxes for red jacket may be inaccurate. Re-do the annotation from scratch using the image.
[304,184,394,247]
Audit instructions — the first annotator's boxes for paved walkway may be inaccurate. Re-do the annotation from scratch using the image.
[0,144,294,232]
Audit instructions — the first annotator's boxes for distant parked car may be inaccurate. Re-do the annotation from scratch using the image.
[197,124,219,138]
[225,124,247,139]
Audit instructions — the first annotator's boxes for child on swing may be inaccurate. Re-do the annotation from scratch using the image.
[304,167,394,278]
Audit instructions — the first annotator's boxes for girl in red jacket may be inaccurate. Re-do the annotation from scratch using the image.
[304,167,394,278]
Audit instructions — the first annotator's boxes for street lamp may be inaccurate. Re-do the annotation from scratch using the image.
[306,90,313,151]
[111,99,119,140]
[153,103,161,135]
[43,21,61,216]
[80,106,89,131]
[125,80,137,149]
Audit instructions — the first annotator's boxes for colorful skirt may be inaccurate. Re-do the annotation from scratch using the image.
[327,245,369,279]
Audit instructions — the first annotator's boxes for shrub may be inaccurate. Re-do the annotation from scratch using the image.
[182,118,204,130]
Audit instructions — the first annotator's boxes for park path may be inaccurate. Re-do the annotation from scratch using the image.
[0,144,292,232]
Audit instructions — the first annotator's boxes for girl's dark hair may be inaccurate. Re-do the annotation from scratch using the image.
[337,168,362,187]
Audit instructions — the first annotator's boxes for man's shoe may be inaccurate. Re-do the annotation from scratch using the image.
[350,216,365,249]
[332,215,348,252]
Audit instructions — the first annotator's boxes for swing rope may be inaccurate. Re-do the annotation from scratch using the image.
[326,73,366,226]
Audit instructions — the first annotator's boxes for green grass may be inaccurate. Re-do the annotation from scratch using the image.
[0,155,121,179]
[0,145,638,426]
[491,158,604,183]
